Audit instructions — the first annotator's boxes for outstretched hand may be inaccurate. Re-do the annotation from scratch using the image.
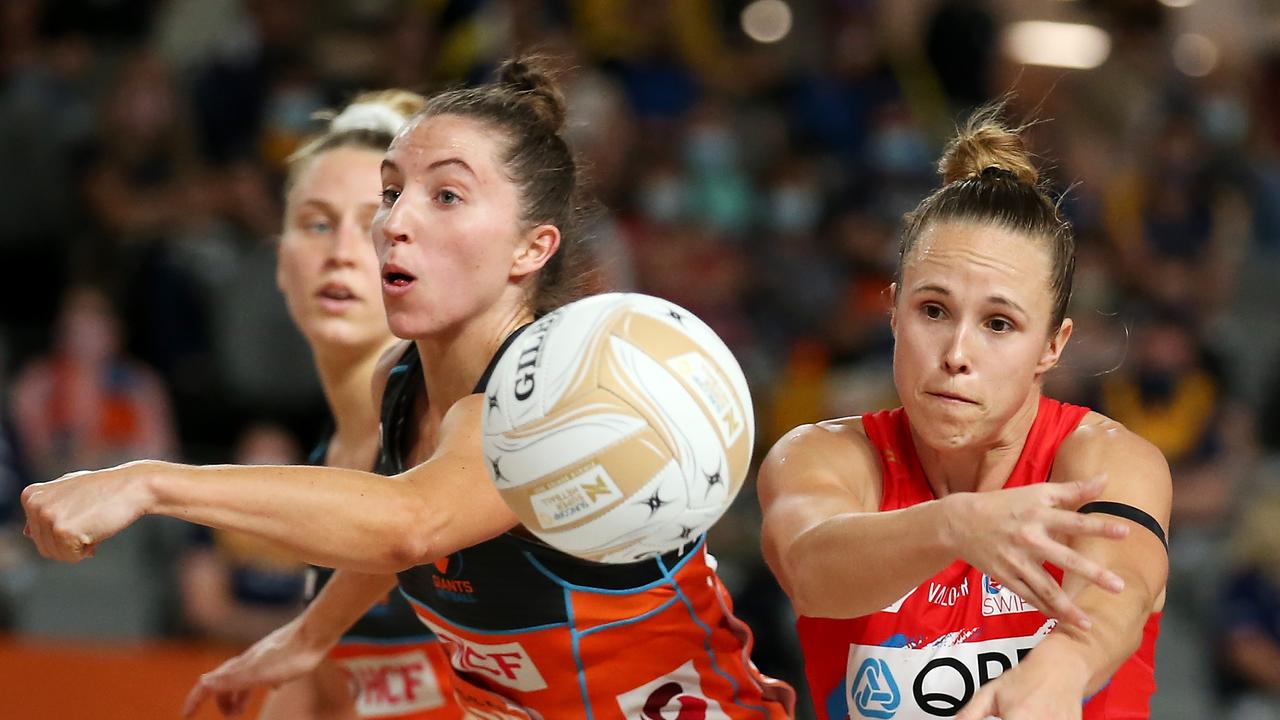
[182,617,333,717]
[946,476,1128,631]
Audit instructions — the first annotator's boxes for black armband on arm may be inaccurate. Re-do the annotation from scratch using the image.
[1078,501,1168,551]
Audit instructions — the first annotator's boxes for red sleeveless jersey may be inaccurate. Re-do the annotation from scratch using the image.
[796,397,1160,720]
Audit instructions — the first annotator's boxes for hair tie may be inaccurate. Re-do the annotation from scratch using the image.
[330,102,409,135]
[980,165,1020,183]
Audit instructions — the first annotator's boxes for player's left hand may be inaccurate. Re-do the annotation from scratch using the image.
[955,641,1089,720]
[20,460,158,562]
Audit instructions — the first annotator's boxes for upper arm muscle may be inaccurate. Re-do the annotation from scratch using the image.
[758,420,882,594]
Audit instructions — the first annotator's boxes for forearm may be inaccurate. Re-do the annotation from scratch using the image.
[782,496,957,618]
[295,571,399,652]
[1040,568,1160,694]
[145,462,427,571]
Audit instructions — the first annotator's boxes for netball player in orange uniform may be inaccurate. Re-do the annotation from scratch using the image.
[200,92,461,719]
[24,57,793,720]
[758,110,1170,720]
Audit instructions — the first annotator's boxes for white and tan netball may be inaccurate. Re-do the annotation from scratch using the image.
[481,293,754,564]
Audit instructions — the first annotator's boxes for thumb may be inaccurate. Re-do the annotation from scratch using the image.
[955,683,998,720]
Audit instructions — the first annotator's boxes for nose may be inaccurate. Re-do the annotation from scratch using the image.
[942,325,972,375]
[325,218,366,266]
[377,195,415,248]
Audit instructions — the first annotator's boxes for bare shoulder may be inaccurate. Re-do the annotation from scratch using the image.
[371,340,414,409]
[1054,411,1171,524]
[759,416,882,513]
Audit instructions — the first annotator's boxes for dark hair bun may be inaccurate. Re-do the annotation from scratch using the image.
[939,106,1039,186]
[497,56,567,133]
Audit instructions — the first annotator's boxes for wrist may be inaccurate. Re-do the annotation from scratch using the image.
[934,493,968,555]
[122,459,164,516]
[1034,632,1096,691]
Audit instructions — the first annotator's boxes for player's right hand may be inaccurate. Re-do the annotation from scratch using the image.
[21,461,157,563]
[943,476,1129,631]
[182,616,330,717]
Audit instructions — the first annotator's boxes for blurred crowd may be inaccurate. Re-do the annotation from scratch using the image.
[1,0,1279,717]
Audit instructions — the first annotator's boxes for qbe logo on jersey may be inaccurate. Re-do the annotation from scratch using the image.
[846,631,1048,718]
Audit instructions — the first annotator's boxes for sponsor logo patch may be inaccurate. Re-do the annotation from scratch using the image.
[419,621,547,692]
[846,625,1053,717]
[667,352,744,446]
[337,650,446,717]
[530,464,624,529]
[616,660,730,719]
[980,575,1037,617]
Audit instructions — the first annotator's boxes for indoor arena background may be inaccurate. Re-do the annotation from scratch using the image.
[2,0,1279,718]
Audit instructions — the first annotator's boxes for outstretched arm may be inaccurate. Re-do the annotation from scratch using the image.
[759,420,1129,627]
[958,415,1171,720]
[22,393,518,572]
[183,571,396,718]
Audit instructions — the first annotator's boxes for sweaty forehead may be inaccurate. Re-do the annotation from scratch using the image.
[386,114,505,181]
[906,221,1052,288]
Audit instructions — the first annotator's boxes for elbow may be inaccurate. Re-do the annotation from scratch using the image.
[773,528,840,618]
[380,498,440,572]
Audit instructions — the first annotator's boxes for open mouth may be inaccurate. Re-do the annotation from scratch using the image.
[317,283,356,301]
[382,262,417,293]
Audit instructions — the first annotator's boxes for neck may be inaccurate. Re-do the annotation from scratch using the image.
[312,340,393,444]
[913,390,1043,497]
[416,303,534,423]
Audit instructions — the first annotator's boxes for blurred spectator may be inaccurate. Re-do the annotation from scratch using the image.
[80,51,218,393]
[10,286,175,480]
[0,0,96,362]
[1217,488,1280,719]
[179,422,307,644]
[1099,312,1248,531]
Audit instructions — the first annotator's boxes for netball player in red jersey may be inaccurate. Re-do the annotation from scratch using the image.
[24,57,793,720]
[759,109,1170,720]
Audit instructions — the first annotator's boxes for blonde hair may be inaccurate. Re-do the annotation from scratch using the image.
[284,89,428,196]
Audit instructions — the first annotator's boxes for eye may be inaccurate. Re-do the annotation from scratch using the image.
[380,188,400,206]
[300,216,333,235]
[437,189,461,205]
[922,303,946,320]
[987,317,1015,333]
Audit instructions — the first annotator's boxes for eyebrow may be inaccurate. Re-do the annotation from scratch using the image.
[294,198,379,214]
[380,157,477,179]
[427,157,477,177]
[911,283,1029,317]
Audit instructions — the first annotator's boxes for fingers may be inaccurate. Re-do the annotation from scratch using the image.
[217,690,249,717]
[181,679,210,718]
[955,682,998,720]
[1006,547,1092,630]
[1035,522,1125,595]
[1046,508,1129,542]
[1049,476,1106,509]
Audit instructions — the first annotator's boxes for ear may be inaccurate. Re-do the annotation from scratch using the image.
[511,224,561,280]
[1035,317,1073,376]
[887,283,899,336]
